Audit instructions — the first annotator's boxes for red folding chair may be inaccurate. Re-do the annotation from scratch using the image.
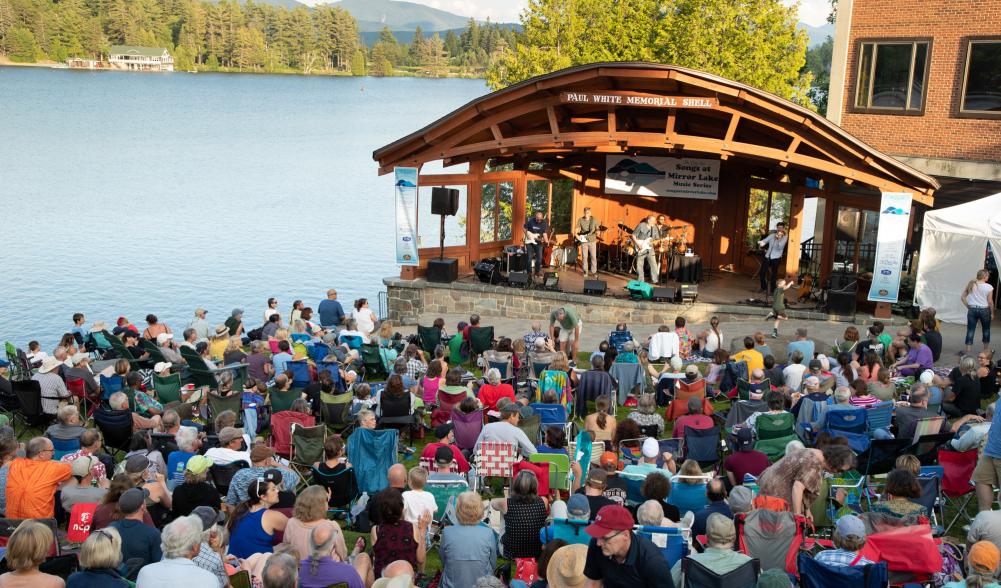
[939,448,978,534]
[270,410,316,458]
[67,503,98,543]
[512,460,551,496]
[66,377,97,419]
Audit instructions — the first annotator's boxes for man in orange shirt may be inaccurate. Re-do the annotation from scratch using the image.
[6,437,72,519]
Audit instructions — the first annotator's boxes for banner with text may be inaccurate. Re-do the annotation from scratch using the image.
[605,155,720,200]
[867,191,913,303]
[394,167,419,266]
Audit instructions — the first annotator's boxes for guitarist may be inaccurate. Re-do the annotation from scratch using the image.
[524,210,550,276]
[633,214,660,284]
[575,207,600,277]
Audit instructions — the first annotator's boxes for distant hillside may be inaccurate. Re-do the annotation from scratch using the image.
[799,21,834,48]
[359,23,520,47]
[236,0,305,8]
[329,0,515,32]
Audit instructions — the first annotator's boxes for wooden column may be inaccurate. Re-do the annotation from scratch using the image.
[467,162,484,272]
[819,193,837,283]
[785,187,805,277]
[512,170,527,245]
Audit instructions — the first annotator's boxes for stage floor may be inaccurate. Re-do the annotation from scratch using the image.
[456,266,815,309]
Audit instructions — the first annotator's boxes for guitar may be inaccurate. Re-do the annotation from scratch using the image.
[630,236,665,255]
[524,229,551,246]
[797,274,815,302]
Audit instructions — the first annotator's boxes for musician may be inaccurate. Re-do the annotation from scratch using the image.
[524,210,549,276]
[633,214,660,284]
[656,215,671,239]
[575,207,600,277]
[757,222,788,293]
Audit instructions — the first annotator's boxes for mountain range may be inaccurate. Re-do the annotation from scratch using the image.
[239,0,833,47]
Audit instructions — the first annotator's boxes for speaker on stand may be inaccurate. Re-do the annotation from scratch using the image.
[427,187,460,283]
[827,273,858,316]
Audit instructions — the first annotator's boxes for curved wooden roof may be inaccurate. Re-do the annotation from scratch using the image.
[373,62,938,202]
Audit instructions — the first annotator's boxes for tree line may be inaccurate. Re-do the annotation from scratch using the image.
[368,19,518,77]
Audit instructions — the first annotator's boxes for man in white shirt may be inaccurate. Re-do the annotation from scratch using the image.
[757,222,788,294]
[136,515,218,588]
[475,403,537,456]
[648,325,680,362]
[204,427,251,465]
[783,350,808,392]
[187,308,212,342]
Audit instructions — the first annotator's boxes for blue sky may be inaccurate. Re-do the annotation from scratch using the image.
[316,0,833,27]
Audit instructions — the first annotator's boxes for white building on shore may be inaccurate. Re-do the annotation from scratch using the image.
[108,46,173,72]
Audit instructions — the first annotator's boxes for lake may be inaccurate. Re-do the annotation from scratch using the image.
[0,67,488,350]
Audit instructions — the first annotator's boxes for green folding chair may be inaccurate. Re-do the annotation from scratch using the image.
[530,452,572,493]
[208,392,242,420]
[517,413,542,446]
[290,423,326,492]
[103,330,142,370]
[270,388,302,413]
[360,344,388,379]
[142,340,169,364]
[320,391,355,435]
[468,326,495,359]
[417,325,442,355]
[753,412,797,462]
[154,373,184,404]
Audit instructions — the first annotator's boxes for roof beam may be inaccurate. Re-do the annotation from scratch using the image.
[547,106,561,137]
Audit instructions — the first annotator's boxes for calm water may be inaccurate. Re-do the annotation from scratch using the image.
[0,67,488,349]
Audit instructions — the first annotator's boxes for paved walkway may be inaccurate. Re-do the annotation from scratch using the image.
[401,311,990,366]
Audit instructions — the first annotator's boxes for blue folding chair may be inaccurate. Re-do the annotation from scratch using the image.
[822,408,870,453]
[918,466,945,534]
[667,477,709,514]
[288,360,312,388]
[315,361,345,392]
[290,333,311,344]
[99,374,123,400]
[798,552,887,588]
[682,425,720,469]
[541,518,591,545]
[622,473,646,507]
[634,526,688,568]
[865,401,894,438]
[50,437,80,461]
[339,335,363,351]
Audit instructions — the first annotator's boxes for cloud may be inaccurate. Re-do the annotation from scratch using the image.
[783,0,831,26]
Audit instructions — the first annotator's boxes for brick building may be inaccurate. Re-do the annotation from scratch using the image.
[828,0,1001,207]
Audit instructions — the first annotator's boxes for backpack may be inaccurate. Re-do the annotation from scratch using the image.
[933,539,965,587]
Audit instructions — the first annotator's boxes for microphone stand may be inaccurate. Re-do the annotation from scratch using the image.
[707,215,718,282]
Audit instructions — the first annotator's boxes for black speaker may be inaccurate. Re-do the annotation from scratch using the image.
[830,273,858,293]
[508,271,530,288]
[828,291,858,315]
[583,280,607,296]
[426,258,458,283]
[474,258,502,284]
[431,187,459,216]
[679,284,698,302]
[651,286,676,302]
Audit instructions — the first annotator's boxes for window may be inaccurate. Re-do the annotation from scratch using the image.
[527,178,573,234]
[854,41,930,111]
[960,40,1001,115]
[745,188,790,248]
[479,181,513,243]
[417,185,467,248]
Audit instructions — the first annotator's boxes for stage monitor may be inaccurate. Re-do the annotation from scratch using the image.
[583,279,607,296]
[508,271,530,288]
[431,187,460,216]
[651,287,676,302]
[542,271,561,291]
[679,283,698,303]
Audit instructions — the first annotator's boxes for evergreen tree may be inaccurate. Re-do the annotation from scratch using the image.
[407,25,423,66]
[8,26,39,62]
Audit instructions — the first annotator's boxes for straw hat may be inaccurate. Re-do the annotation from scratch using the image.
[547,544,588,588]
[38,357,62,374]
[90,321,108,332]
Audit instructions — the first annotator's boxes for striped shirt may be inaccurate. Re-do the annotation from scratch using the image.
[814,548,873,567]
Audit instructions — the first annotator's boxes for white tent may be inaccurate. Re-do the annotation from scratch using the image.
[914,192,1001,323]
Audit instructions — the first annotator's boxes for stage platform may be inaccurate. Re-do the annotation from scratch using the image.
[384,269,856,328]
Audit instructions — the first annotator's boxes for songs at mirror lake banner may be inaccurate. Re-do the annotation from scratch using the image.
[867,191,913,303]
[395,167,419,266]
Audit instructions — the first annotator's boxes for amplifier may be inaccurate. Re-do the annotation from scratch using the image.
[474,258,503,285]
[679,283,698,303]
[828,290,857,316]
[508,271,530,288]
[583,279,607,296]
[506,250,530,273]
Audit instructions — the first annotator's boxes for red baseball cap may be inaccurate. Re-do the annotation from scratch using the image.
[585,505,634,538]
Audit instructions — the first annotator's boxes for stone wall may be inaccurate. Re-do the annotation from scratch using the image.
[384,277,847,326]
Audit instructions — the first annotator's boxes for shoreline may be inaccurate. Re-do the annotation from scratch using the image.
[0,58,485,80]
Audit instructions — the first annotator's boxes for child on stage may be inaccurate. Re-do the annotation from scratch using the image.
[767,278,792,338]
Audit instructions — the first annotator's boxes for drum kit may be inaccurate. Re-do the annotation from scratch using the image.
[599,222,691,275]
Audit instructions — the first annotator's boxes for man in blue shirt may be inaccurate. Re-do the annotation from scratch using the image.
[317,289,345,330]
[786,327,816,363]
[524,211,549,276]
[692,479,733,537]
[71,312,87,344]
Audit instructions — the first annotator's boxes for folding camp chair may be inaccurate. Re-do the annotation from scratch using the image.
[753,412,797,462]
[798,552,888,588]
[665,396,714,422]
[916,467,945,534]
[269,410,315,458]
[736,378,770,400]
[432,388,466,427]
[450,408,483,452]
[142,340,169,365]
[320,391,354,435]
[531,403,568,431]
[66,377,98,421]
[99,374,124,400]
[668,475,712,514]
[347,427,399,494]
[864,401,894,438]
[289,423,326,492]
[207,392,243,422]
[468,326,495,358]
[209,460,249,497]
[315,361,345,392]
[517,412,542,445]
[360,345,388,379]
[50,437,81,461]
[378,389,417,443]
[417,325,442,355]
[513,460,551,496]
[426,478,468,522]
[93,407,132,458]
[621,472,646,507]
[938,448,978,534]
[738,509,809,575]
[307,342,331,364]
[822,408,870,453]
[681,557,760,587]
[635,525,689,568]
[911,416,946,445]
[530,453,571,493]
[229,570,252,588]
[153,373,183,404]
[682,425,721,470]
[270,388,302,413]
[475,441,518,486]
[542,518,590,545]
[311,463,359,518]
[11,379,56,433]
[287,361,312,388]
[911,432,954,466]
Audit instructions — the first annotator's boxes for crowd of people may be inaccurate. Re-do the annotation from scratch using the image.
[0,289,1000,588]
